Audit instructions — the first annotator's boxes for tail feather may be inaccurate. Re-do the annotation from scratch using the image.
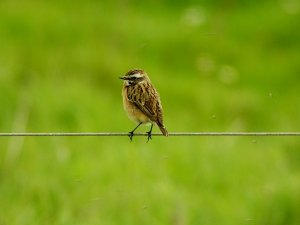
[158,124,168,136]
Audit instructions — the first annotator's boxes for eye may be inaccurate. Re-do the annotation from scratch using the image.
[132,77,137,80]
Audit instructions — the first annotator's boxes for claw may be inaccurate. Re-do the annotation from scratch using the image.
[146,131,152,142]
[127,122,142,142]
[146,124,154,142]
[128,131,134,141]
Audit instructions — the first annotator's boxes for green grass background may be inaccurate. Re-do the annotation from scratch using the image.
[1,0,300,224]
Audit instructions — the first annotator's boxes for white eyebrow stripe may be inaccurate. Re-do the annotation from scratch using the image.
[130,73,143,78]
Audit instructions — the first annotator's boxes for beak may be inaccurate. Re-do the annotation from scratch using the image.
[119,76,126,80]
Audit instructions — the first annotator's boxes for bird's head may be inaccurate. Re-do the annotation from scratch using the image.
[119,69,149,85]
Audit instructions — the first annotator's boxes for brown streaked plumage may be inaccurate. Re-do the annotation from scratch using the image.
[120,69,168,141]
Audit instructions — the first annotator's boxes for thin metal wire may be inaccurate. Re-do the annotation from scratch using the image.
[0,132,300,137]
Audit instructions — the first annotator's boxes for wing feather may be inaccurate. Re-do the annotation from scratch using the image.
[127,82,161,123]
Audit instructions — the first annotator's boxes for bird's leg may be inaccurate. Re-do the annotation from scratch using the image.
[146,124,154,142]
[129,122,142,141]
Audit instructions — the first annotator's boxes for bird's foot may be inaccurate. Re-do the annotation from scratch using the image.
[146,131,152,142]
[128,131,134,141]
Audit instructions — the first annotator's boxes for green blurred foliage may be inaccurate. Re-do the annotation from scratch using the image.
[0,0,300,224]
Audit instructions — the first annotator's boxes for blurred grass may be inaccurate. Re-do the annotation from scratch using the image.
[1,0,300,224]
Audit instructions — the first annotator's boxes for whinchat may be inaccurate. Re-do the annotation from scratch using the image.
[120,69,168,141]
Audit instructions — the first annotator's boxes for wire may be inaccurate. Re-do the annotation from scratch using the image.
[0,132,300,137]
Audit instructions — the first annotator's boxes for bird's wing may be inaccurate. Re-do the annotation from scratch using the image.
[127,84,162,123]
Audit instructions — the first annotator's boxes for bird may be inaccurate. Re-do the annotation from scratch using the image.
[120,69,168,141]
